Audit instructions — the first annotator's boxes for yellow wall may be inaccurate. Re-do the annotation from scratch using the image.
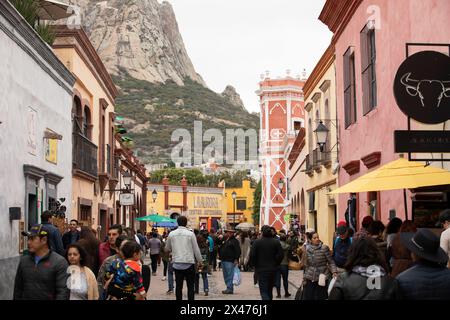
[225,179,255,225]
[304,61,339,247]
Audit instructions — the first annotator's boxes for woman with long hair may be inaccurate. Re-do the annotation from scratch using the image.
[388,220,417,277]
[66,243,99,300]
[329,237,399,300]
[77,226,101,277]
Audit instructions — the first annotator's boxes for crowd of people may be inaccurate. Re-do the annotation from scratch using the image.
[12,209,450,300]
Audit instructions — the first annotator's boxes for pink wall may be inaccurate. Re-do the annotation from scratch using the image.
[335,0,450,224]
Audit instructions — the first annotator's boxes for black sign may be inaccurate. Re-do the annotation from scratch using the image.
[394,130,450,153]
[394,51,450,124]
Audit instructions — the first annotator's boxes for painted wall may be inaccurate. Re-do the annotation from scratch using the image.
[0,10,73,299]
[225,179,256,225]
[334,0,450,226]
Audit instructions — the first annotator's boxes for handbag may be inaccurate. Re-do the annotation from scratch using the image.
[288,259,301,270]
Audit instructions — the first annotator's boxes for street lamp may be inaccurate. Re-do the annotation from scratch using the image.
[123,171,133,189]
[314,121,329,152]
[232,191,237,229]
[152,189,158,203]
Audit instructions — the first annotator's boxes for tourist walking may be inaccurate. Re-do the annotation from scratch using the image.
[385,218,403,248]
[195,232,210,296]
[77,226,101,277]
[387,220,417,277]
[160,235,170,281]
[333,225,352,272]
[219,229,241,295]
[40,211,65,256]
[99,224,123,266]
[62,219,80,250]
[14,224,69,300]
[105,241,147,300]
[249,225,283,300]
[275,233,291,298]
[438,209,450,268]
[164,216,203,301]
[238,231,251,271]
[209,230,219,272]
[301,232,337,300]
[396,229,450,299]
[329,237,400,300]
[149,233,161,276]
[368,220,387,257]
[66,243,99,300]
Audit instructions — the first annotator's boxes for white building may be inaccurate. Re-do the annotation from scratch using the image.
[0,1,75,299]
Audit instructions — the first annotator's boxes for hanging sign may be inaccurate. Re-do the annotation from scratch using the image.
[393,51,450,124]
[120,193,134,206]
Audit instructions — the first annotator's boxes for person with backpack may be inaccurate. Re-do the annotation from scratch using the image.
[333,225,352,273]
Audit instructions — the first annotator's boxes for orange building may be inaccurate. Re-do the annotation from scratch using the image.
[256,72,306,230]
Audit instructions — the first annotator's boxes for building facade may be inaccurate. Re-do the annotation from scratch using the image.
[147,177,227,231]
[52,26,119,240]
[0,1,75,299]
[225,179,256,228]
[319,0,450,227]
[302,44,339,246]
[257,74,306,230]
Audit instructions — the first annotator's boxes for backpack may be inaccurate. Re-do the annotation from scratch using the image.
[333,237,352,268]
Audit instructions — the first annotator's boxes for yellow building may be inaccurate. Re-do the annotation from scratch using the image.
[53,26,118,240]
[302,44,339,247]
[147,176,227,231]
[225,179,256,228]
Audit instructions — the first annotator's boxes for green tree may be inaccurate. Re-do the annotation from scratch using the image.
[252,180,261,226]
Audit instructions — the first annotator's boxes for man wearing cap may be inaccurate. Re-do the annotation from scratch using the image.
[396,229,450,299]
[438,209,450,268]
[333,224,352,272]
[14,224,69,300]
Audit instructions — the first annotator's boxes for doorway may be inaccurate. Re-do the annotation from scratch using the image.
[27,194,38,229]
[100,210,108,240]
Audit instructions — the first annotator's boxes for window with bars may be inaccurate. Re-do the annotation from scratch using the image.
[361,23,377,115]
[344,47,357,128]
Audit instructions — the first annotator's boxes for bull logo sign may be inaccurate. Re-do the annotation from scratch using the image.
[394,51,450,124]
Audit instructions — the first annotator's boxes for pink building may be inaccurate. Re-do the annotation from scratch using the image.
[319,0,450,227]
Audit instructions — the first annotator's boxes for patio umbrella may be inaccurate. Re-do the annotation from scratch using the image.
[235,222,255,231]
[329,158,450,219]
[135,214,176,223]
[37,0,74,20]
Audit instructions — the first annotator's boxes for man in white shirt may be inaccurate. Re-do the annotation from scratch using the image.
[438,209,450,268]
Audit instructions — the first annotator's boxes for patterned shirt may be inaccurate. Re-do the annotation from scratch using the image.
[106,258,144,299]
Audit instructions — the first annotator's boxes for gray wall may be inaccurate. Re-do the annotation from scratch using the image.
[0,2,75,299]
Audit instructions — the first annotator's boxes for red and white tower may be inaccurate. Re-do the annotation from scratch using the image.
[257,71,306,230]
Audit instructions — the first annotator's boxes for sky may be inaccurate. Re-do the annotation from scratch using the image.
[164,0,333,113]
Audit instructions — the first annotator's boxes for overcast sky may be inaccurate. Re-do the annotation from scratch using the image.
[164,0,332,113]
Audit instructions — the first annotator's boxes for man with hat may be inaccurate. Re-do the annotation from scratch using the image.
[438,209,450,268]
[333,224,352,272]
[396,229,450,299]
[218,228,241,294]
[14,224,69,300]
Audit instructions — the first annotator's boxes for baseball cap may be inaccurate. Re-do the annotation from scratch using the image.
[22,224,50,237]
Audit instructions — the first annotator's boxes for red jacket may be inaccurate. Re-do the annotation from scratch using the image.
[99,242,113,266]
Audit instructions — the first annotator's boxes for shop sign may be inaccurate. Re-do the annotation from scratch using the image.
[394,130,450,153]
[394,51,450,124]
[120,193,134,206]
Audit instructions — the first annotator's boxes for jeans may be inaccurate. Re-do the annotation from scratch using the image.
[222,261,235,292]
[174,265,196,300]
[163,260,168,277]
[257,271,276,300]
[150,254,159,273]
[168,262,174,291]
[253,272,258,285]
[209,251,217,270]
[275,265,289,295]
[195,272,209,293]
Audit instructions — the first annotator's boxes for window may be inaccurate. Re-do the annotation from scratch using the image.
[361,24,377,114]
[308,118,313,153]
[344,47,357,128]
[83,106,91,139]
[236,199,247,211]
[308,191,315,212]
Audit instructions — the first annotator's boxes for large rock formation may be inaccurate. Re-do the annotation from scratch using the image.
[66,0,205,85]
[221,85,246,111]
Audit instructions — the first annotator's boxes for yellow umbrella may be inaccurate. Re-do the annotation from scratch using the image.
[329,158,450,220]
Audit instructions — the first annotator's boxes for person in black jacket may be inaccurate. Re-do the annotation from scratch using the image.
[219,229,241,294]
[250,225,283,300]
[41,211,65,256]
[329,237,400,300]
[62,219,80,250]
[14,224,69,300]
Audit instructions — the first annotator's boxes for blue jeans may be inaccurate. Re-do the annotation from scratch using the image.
[195,272,209,293]
[257,271,276,300]
[222,261,235,292]
[168,262,174,291]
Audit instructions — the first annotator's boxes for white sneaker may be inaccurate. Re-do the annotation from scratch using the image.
[254,284,259,288]
[161,277,166,281]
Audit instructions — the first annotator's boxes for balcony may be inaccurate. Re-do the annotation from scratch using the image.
[73,132,98,179]
[312,148,322,172]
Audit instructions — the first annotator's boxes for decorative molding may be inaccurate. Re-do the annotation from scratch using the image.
[343,160,361,175]
[303,43,335,99]
[0,1,75,94]
[79,197,92,207]
[108,178,119,199]
[98,173,109,194]
[361,152,382,169]
[44,172,64,185]
[73,169,97,182]
[319,80,331,93]
[311,92,322,103]
[305,102,314,112]
[23,165,46,181]
[306,179,337,193]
